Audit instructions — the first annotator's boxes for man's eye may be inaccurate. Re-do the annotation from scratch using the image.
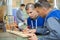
[30,12,32,13]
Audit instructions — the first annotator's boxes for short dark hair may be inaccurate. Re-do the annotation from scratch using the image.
[20,4,25,6]
[25,3,35,10]
[35,1,51,9]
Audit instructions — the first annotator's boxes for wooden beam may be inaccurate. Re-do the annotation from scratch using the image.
[6,30,28,37]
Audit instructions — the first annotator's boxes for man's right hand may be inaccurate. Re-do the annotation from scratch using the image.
[28,33,38,40]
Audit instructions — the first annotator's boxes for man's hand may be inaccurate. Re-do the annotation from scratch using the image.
[23,28,36,34]
[28,29,36,33]
[23,28,30,34]
[28,33,38,40]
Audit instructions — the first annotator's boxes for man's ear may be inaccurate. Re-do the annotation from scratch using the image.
[35,7,38,10]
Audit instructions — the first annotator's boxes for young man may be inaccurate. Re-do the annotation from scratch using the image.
[25,3,49,35]
[16,4,26,30]
[26,3,44,29]
[28,1,60,40]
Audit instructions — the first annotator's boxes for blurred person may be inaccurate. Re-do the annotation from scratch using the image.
[16,4,26,31]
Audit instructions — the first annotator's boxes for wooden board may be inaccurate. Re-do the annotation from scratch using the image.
[6,30,28,37]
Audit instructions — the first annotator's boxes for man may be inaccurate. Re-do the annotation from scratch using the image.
[28,1,60,40]
[25,3,49,35]
[16,4,26,31]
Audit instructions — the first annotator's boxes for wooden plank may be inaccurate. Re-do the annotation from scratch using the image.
[6,30,28,37]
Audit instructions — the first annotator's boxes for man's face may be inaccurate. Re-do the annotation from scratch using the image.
[26,8,38,19]
[35,7,46,17]
[20,6,25,10]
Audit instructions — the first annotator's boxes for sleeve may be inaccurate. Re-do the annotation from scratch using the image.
[46,17,60,40]
[47,17,60,33]
[37,17,60,40]
[36,27,49,35]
